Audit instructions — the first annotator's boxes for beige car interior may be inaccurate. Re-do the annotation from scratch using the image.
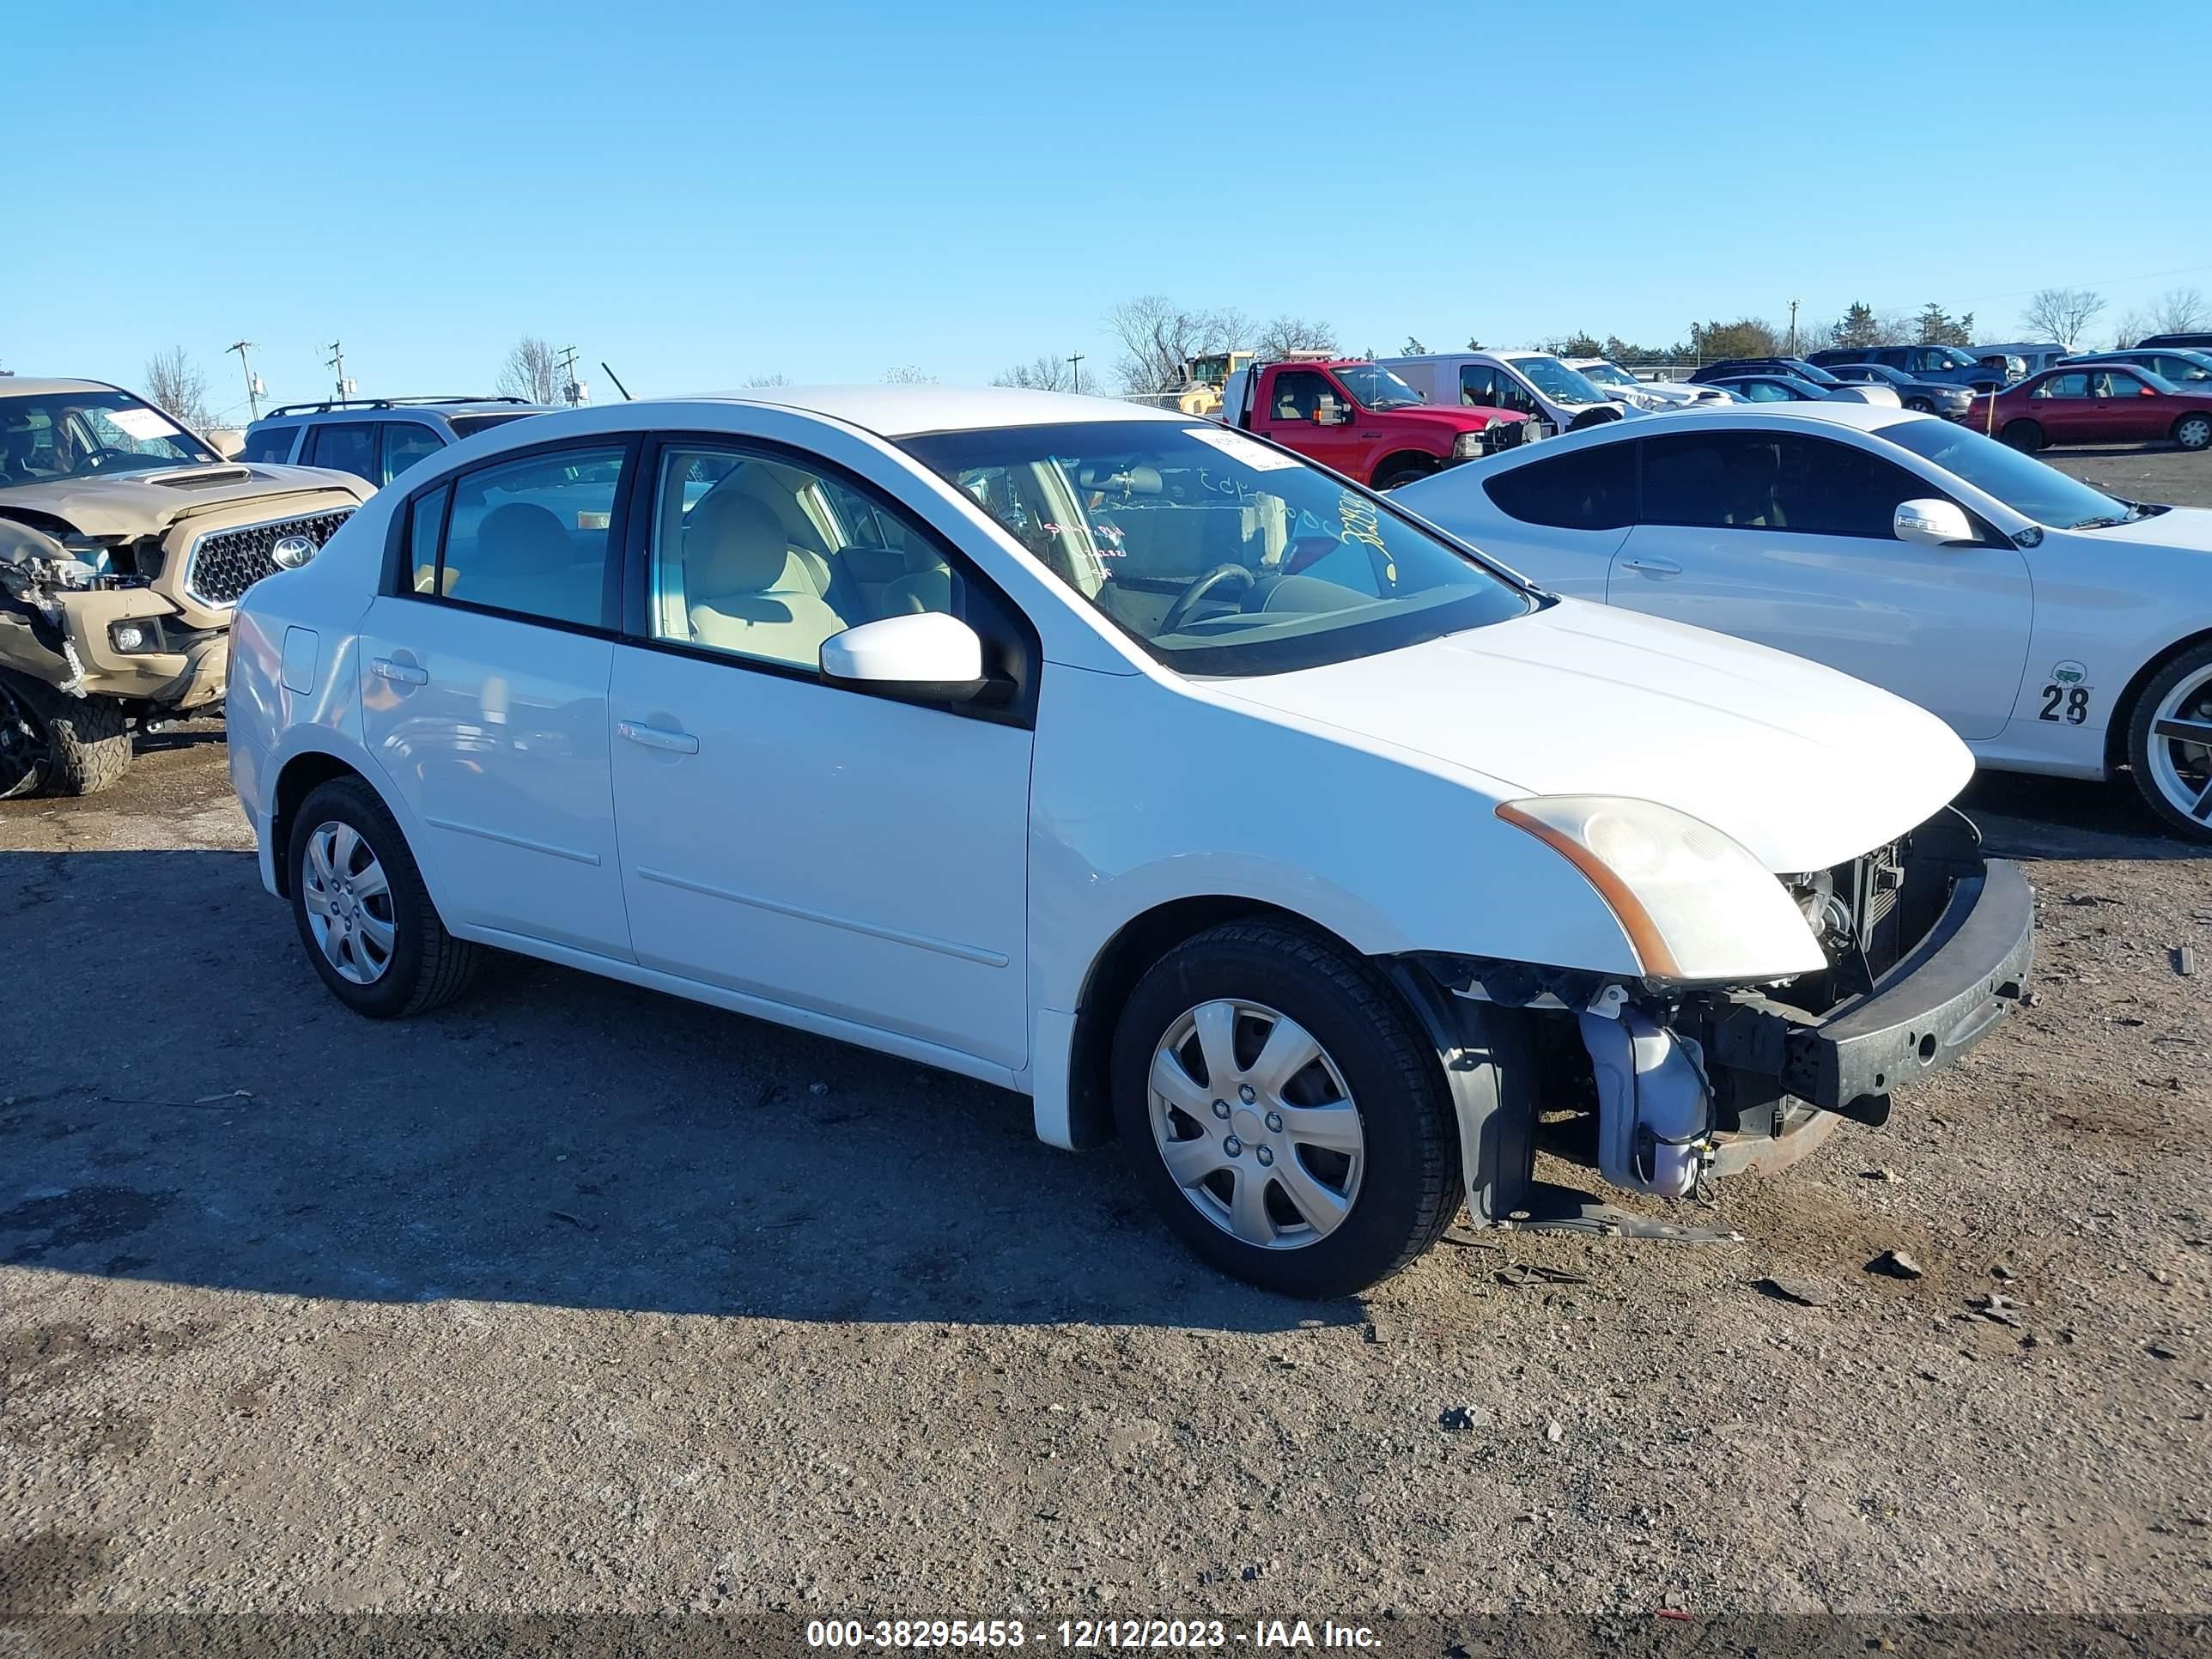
[655,453,957,670]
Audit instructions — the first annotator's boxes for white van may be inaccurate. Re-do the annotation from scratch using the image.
[1378,351,1635,435]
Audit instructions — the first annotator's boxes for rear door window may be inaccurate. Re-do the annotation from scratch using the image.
[418,445,630,629]
[307,422,377,482]
[380,422,445,483]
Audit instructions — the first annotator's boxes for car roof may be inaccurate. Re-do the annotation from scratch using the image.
[0,378,120,398]
[1471,401,1932,467]
[674,384,1191,437]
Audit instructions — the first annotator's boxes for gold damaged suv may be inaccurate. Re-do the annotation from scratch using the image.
[0,379,369,797]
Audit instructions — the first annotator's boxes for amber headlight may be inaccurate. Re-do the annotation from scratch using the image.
[1497,795,1826,982]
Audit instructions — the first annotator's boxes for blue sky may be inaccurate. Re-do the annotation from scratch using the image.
[9,0,2209,418]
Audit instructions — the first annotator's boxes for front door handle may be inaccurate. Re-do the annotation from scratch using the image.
[1619,557,1683,577]
[617,720,700,755]
[371,657,428,686]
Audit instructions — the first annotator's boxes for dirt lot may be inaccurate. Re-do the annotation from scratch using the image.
[4,447,2210,1628]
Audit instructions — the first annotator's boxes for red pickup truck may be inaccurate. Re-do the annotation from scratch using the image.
[1218,358,1533,489]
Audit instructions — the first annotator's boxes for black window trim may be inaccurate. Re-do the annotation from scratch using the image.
[614,429,1042,731]
[381,432,643,641]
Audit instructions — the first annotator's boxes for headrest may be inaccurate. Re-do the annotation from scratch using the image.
[686,486,791,595]
[477,502,570,565]
[1076,463,1162,495]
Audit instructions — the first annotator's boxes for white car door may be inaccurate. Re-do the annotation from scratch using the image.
[358,440,635,957]
[1606,427,2033,741]
[1400,441,1634,599]
[606,436,1033,1070]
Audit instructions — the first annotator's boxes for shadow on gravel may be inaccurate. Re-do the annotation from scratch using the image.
[1961,771,2212,863]
[0,849,1342,1333]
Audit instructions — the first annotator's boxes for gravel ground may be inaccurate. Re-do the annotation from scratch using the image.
[4,447,2210,1627]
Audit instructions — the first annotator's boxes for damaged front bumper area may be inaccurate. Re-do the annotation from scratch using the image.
[1,539,229,709]
[1412,808,2033,1216]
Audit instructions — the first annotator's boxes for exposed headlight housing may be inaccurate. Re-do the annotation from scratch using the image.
[1453,429,1492,459]
[1497,795,1826,982]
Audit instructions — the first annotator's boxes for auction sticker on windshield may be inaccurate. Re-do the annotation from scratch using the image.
[106,406,183,442]
[1182,427,1303,470]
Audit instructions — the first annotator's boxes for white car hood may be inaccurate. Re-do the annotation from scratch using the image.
[2075,504,2212,551]
[1215,598,1974,872]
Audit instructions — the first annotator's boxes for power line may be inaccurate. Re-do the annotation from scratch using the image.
[1956,259,2212,307]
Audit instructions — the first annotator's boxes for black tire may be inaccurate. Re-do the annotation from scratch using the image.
[1905,397,1935,414]
[1371,455,1439,492]
[2001,419,2045,453]
[0,668,132,799]
[1109,920,1462,1298]
[2124,640,2212,840]
[2172,412,2212,453]
[286,776,484,1017]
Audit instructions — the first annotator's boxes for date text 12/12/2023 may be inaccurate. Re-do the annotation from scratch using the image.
[805,1619,1382,1650]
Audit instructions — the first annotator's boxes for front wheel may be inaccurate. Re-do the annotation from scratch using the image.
[2001,418,2045,453]
[1110,921,1462,1298]
[287,776,484,1016]
[0,669,132,799]
[2174,413,2212,453]
[1371,456,1439,492]
[1905,397,1935,414]
[2126,643,2212,840]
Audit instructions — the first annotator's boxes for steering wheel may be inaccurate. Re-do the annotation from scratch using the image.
[1158,564,1256,635]
[77,444,128,471]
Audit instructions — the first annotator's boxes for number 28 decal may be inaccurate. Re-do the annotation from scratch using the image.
[2039,660,2092,725]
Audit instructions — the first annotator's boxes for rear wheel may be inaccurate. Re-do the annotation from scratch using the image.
[2126,641,2212,840]
[2001,419,2045,453]
[2174,413,2212,453]
[287,776,484,1017]
[1110,920,1462,1298]
[0,669,132,799]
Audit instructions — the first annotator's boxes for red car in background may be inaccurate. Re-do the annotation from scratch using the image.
[1973,362,2212,453]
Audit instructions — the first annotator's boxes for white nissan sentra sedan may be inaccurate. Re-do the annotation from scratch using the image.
[227,387,2032,1298]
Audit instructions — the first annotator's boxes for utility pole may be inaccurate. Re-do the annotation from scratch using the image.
[1066,352,1084,394]
[325,340,353,403]
[1786,298,1800,357]
[228,340,264,421]
[555,343,584,404]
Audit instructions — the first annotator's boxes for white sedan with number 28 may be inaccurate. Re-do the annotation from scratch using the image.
[228,387,2030,1298]
[1401,402,2212,838]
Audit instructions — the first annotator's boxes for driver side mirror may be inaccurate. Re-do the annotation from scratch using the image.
[819,611,986,701]
[1894,498,1976,549]
[1313,402,1351,426]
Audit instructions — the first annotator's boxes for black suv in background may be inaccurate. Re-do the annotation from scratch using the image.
[238,396,554,489]
[1805,344,2005,393]
[2137,331,2212,351]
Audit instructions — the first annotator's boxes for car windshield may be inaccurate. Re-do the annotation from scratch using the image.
[1510,356,1607,404]
[1878,419,2144,530]
[0,389,219,486]
[1783,361,1843,386]
[1331,363,1426,410]
[897,420,1534,676]
[1577,362,1638,389]
[1928,348,1977,370]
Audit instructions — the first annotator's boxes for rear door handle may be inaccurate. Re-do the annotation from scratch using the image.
[1619,558,1683,577]
[617,720,700,755]
[371,657,428,686]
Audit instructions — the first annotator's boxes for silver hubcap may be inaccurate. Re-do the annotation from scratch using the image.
[301,820,396,984]
[1148,1000,1364,1250]
[2181,416,2211,449]
[2147,665,2212,825]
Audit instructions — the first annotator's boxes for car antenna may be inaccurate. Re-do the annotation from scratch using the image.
[600,362,633,403]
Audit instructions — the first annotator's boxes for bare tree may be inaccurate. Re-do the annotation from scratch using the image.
[882,365,936,384]
[991,355,1076,392]
[2021,288,2106,349]
[496,337,562,404]
[142,346,213,432]
[2148,287,2209,336]
[744,373,792,387]
[2109,308,2150,351]
[1255,314,1338,357]
[1106,296,1253,395]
